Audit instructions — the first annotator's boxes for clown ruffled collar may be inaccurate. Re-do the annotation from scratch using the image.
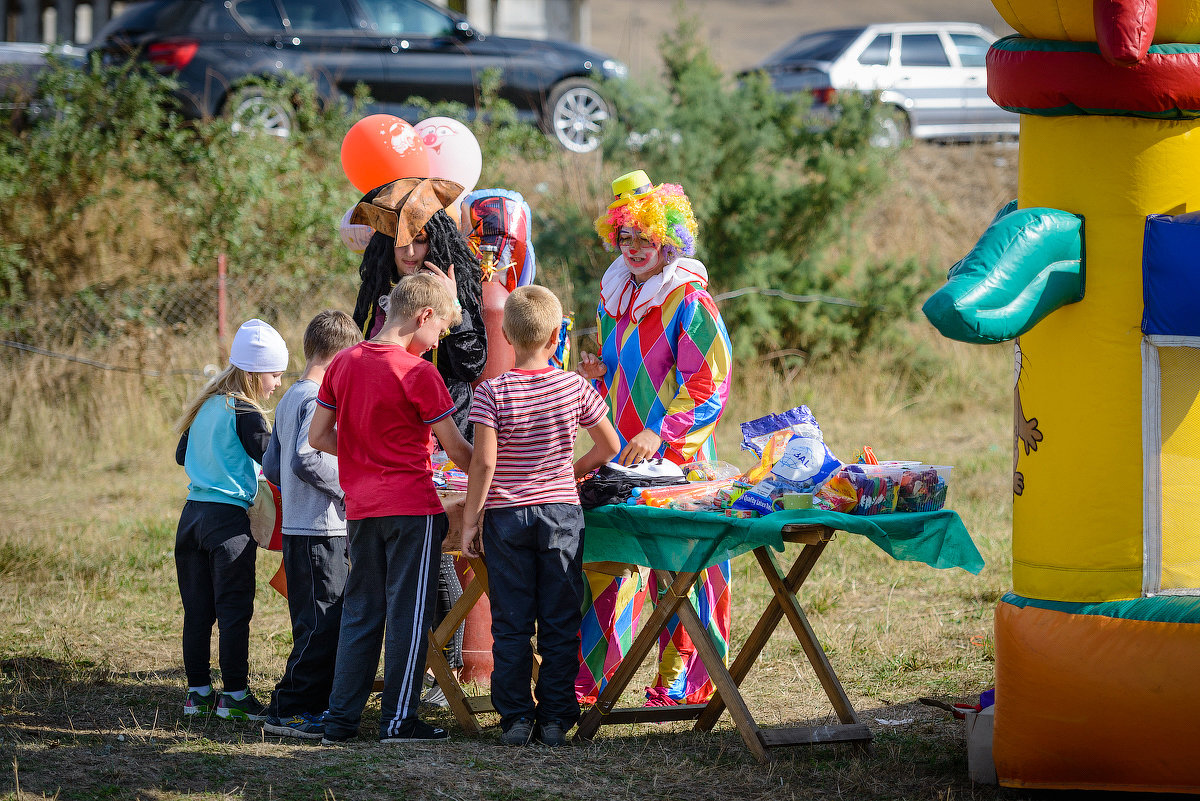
[599,256,708,322]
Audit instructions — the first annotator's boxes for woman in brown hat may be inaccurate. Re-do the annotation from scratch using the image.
[349,177,488,700]
[350,177,488,435]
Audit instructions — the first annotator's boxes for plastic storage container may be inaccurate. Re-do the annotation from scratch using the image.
[896,464,952,512]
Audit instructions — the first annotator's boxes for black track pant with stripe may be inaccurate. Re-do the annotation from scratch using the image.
[322,513,446,740]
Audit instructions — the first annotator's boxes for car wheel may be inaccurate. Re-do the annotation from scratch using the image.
[870,106,909,149]
[224,87,294,138]
[545,78,609,154]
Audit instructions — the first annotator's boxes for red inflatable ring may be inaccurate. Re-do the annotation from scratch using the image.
[987,36,1200,118]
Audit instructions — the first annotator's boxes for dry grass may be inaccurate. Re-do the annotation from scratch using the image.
[0,145,1033,800]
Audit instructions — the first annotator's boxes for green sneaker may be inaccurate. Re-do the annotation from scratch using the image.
[216,691,267,721]
[183,689,215,716]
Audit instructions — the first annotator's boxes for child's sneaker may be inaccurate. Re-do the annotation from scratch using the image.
[183,689,215,716]
[535,720,568,747]
[263,711,324,740]
[499,717,534,746]
[320,731,357,746]
[419,683,449,710]
[379,719,450,743]
[216,691,267,721]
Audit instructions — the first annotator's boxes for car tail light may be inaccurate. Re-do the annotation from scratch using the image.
[147,40,198,71]
[810,87,837,104]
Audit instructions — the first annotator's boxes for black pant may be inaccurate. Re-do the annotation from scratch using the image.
[432,554,464,670]
[323,514,446,741]
[269,534,349,717]
[482,503,584,731]
[175,500,257,690]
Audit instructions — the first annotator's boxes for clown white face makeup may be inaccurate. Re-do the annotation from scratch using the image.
[617,226,666,281]
[393,231,430,276]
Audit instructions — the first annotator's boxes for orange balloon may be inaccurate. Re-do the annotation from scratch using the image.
[340,115,430,194]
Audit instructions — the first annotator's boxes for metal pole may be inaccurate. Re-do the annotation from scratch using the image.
[218,253,228,361]
[19,0,39,42]
[56,0,73,42]
[91,0,110,36]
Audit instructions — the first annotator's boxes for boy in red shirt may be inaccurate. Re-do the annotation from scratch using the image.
[309,273,473,744]
[461,285,620,747]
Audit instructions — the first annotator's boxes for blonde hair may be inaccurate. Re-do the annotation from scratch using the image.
[303,309,361,361]
[176,365,269,434]
[388,273,461,328]
[503,285,563,349]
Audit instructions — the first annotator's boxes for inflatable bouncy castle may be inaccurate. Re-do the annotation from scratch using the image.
[924,0,1200,791]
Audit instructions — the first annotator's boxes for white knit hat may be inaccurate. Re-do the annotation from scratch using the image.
[229,319,289,372]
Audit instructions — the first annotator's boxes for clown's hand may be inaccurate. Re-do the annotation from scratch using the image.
[617,428,662,466]
[577,351,606,381]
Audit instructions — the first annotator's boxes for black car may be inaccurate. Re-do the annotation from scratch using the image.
[89,0,626,152]
[0,42,87,125]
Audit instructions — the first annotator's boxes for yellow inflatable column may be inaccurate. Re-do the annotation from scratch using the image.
[1014,115,1200,601]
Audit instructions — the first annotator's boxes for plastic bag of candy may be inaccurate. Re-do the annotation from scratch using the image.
[738,406,841,489]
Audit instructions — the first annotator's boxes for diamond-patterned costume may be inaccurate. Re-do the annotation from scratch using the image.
[576,258,733,704]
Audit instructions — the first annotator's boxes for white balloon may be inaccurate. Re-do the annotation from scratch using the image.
[339,205,375,254]
[415,117,483,204]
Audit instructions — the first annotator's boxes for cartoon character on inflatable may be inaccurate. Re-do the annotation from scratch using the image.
[924,0,1200,791]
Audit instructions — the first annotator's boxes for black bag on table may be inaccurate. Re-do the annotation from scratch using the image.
[578,463,688,509]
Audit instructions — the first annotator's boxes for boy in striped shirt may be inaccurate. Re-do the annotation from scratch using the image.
[461,285,620,747]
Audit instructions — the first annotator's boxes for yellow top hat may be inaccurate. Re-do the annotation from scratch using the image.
[608,169,656,209]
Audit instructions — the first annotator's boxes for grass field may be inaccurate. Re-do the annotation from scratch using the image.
[0,143,1030,800]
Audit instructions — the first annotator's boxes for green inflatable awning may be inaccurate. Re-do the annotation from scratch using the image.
[582,505,984,575]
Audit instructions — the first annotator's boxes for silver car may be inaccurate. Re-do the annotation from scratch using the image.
[749,22,1018,146]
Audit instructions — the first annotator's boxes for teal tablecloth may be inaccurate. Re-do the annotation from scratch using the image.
[582,506,984,575]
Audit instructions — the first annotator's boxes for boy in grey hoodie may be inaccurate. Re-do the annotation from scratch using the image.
[261,310,362,739]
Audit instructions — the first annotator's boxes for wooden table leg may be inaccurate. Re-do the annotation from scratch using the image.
[574,569,696,741]
[672,583,770,763]
[696,539,827,731]
[756,545,859,725]
[426,555,489,734]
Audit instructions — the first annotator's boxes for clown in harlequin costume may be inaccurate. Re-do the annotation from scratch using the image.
[575,171,733,706]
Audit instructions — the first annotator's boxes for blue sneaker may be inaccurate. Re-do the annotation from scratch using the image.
[263,712,324,740]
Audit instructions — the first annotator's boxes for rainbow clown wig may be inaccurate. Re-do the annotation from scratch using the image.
[595,170,699,262]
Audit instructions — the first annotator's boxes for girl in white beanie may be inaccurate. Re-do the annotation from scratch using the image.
[173,319,288,721]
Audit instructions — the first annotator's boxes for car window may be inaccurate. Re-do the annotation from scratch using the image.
[899,33,950,67]
[767,28,860,64]
[278,0,359,32]
[949,33,990,68]
[356,0,454,36]
[227,0,285,31]
[857,34,891,66]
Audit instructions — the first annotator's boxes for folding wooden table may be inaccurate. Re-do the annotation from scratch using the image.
[573,522,872,761]
[425,504,979,757]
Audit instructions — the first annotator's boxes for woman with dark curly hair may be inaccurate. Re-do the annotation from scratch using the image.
[348,177,488,698]
[351,180,488,439]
